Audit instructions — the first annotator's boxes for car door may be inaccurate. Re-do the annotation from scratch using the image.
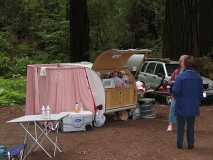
[153,63,166,89]
[142,62,157,89]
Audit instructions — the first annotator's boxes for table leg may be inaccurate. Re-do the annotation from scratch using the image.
[20,123,53,159]
[23,122,29,144]
[36,122,62,153]
[33,123,51,152]
[23,122,29,158]
[26,128,46,154]
[54,123,59,156]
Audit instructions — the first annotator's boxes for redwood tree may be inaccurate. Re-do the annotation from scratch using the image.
[163,0,200,59]
[70,0,89,62]
[199,0,213,55]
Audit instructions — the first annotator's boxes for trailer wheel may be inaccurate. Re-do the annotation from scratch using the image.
[118,111,129,121]
[94,114,106,127]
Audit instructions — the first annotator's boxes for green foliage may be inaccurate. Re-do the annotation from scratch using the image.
[0,0,167,106]
[0,32,10,51]
[0,52,11,76]
[15,43,34,56]
[0,0,212,106]
[0,0,166,71]
[88,0,165,59]
[0,0,69,80]
[0,52,61,78]
[0,77,26,106]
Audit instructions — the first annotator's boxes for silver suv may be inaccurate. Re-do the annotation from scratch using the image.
[138,59,213,104]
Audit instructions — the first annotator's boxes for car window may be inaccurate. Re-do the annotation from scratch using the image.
[155,64,165,76]
[146,63,156,74]
[165,64,179,76]
[141,63,148,72]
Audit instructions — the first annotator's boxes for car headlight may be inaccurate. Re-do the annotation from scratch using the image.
[203,92,207,98]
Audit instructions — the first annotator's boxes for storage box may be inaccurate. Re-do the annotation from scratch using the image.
[62,111,94,132]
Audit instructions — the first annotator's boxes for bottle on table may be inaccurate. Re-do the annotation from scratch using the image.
[46,105,51,119]
[41,105,46,118]
[74,102,80,113]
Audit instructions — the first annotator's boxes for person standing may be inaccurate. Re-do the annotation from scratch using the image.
[172,55,203,149]
[167,55,188,132]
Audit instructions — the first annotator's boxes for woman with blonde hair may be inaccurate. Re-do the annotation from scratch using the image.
[167,55,189,132]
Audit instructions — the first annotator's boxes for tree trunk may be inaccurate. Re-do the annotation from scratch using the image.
[70,0,89,62]
[199,0,213,55]
[163,0,200,60]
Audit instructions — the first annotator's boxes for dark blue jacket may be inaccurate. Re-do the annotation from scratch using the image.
[172,69,203,117]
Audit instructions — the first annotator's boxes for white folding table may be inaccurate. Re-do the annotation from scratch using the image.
[7,112,69,159]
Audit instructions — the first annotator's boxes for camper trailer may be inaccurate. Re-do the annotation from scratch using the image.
[92,49,138,114]
[25,63,105,115]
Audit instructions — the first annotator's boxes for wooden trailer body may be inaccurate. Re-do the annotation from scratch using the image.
[93,49,137,113]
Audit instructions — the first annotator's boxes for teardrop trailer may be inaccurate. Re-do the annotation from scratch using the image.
[92,49,138,115]
[25,56,137,127]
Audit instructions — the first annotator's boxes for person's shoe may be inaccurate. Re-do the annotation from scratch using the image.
[167,125,172,132]
[177,145,183,149]
[188,145,194,149]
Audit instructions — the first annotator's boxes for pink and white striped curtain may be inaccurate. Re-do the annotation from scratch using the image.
[26,64,95,115]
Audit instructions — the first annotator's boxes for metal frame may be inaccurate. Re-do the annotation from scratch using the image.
[105,104,137,113]
[19,121,62,160]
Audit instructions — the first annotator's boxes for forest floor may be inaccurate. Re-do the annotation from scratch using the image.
[0,105,213,160]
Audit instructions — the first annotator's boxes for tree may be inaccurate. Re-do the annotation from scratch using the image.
[127,0,159,48]
[163,0,200,60]
[70,0,89,62]
[199,0,213,55]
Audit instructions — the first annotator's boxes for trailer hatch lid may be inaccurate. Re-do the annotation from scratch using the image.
[92,49,134,70]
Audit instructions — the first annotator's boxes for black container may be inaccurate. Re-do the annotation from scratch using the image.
[138,98,156,119]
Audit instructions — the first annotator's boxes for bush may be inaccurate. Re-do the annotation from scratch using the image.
[0,77,26,106]
[12,57,33,76]
[0,32,10,52]
[0,51,63,78]
[0,52,12,76]
[15,43,34,56]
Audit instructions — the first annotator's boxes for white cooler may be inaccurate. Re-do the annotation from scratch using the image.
[61,111,94,132]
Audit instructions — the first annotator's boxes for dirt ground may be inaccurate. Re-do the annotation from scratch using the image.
[1,105,213,160]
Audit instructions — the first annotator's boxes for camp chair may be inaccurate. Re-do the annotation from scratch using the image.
[7,144,26,160]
